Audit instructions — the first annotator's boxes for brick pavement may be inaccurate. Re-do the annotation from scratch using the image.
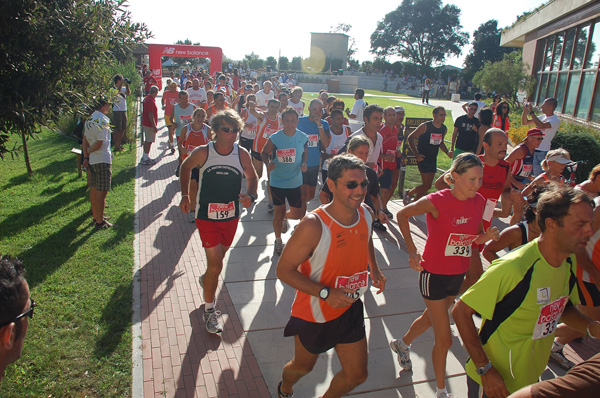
[134,91,599,398]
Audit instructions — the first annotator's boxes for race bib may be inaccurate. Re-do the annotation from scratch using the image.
[263,128,277,139]
[207,201,235,220]
[520,164,533,177]
[307,135,318,147]
[276,148,296,163]
[444,233,478,257]
[335,271,369,299]
[186,144,198,153]
[169,98,178,105]
[532,296,568,340]
[483,198,497,222]
[430,133,443,145]
[180,115,192,124]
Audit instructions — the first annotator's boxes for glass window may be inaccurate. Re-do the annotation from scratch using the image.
[576,71,596,119]
[573,25,590,69]
[537,73,548,105]
[551,33,564,71]
[564,73,581,115]
[547,73,557,98]
[561,29,576,70]
[592,77,600,123]
[584,22,600,69]
[544,36,555,71]
[556,72,568,111]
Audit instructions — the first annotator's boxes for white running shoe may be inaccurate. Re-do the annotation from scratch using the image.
[274,238,284,255]
[203,308,223,334]
[390,339,412,371]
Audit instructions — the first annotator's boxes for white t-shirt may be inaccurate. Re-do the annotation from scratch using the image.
[288,99,305,116]
[256,89,275,108]
[187,87,207,108]
[537,114,560,152]
[348,128,383,165]
[112,86,127,112]
[474,100,486,118]
[351,99,366,124]
[84,110,112,165]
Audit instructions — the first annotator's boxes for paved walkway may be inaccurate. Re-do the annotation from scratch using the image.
[134,92,598,398]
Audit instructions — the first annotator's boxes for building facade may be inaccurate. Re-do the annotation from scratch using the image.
[502,0,600,124]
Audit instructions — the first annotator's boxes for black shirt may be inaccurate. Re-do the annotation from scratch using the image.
[454,115,481,153]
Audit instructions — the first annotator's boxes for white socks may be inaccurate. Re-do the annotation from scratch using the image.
[552,338,565,352]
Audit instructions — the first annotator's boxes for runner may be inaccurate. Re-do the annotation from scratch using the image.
[521,149,572,198]
[321,109,351,182]
[505,128,544,225]
[260,107,308,255]
[276,153,386,398]
[180,108,212,222]
[390,153,499,398]
[452,185,597,398]
[187,78,208,109]
[250,99,282,212]
[379,106,399,217]
[403,106,452,204]
[161,81,179,154]
[238,94,258,153]
[170,90,196,177]
[178,109,258,334]
[207,92,229,125]
[450,101,482,158]
[575,163,600,198]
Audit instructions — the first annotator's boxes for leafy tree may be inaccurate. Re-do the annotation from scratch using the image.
[266,56,277,71]
[473,51,536,107]
[361,61,373,72]
[370,0,468,71]
[278,56,290,70]
[330,23,357,64]
[373,57,393,73]
[291,57,302,71]
[244,52,265,70]
[0,0,150,176]
[347,59,360,70]
[462,20,515,82]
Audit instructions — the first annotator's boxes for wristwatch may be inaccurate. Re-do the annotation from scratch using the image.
[248,193,256,203]
[319,286,330,301]
[475,361,493,376]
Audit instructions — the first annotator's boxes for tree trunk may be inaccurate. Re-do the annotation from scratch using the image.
[21,131,33,177]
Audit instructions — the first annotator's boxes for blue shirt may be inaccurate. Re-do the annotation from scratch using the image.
[297,117,330,167]
[269,130,308,189]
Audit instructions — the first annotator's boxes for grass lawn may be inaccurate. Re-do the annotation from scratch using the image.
[0,129,136,397]
[303,90,453,197]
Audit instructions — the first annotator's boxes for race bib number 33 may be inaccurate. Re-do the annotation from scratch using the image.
[444,233,478,257]
[207,201,235,220]
[307,135,318,147]
[532,296,568,340]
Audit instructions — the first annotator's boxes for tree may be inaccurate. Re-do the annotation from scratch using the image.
[331,23,357,66]
[462,20,516,82]
[266,56,277,71]
[473,51,536,107]
[370,0,468,71]
[291,57,302,71]
[244,53,265,70]
[0,0,150,176]
[278,56,290,71]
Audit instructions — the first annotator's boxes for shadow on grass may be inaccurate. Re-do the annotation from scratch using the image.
[22,212,96,289]
[94,282,133,358]
[102,211,135,249]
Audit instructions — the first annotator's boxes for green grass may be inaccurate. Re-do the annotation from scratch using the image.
[0,129,136,397]
[304,90,453,196]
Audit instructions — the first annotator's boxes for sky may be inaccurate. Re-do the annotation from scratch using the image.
[126,0,545,68]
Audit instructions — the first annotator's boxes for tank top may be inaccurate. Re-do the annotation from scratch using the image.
[288,99,305,116]
[196,142,244,221]
[252,114,282,153]
[183,124,209,160]
[290,205,372,323]
[510,143,534,180]
[422,189,485,275]
[417,121,447,162]
[322,128,350,171]
[517,221,529,246]
[240,108,258,139]
[208,105,228,125]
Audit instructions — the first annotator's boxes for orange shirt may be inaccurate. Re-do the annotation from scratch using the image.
[291,205,372,323]
[163,91,179,115]
[252,114,282,153]
[182,124,209,159]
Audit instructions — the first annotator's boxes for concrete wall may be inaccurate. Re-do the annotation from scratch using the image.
[310,33,349,69]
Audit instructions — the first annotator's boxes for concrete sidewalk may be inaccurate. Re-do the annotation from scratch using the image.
[133,92,596,398]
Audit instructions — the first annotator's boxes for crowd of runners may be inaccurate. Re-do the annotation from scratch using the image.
[135,68,600,398]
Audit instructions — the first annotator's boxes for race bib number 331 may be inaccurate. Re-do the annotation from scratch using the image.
[444,233,478,257]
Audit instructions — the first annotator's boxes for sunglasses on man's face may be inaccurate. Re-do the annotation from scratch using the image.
[220,127,240,134]
[340,180,369,190]
[0,298,35,328]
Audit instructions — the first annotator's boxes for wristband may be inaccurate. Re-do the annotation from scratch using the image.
[182,195,189,199]
[587,321,599,339]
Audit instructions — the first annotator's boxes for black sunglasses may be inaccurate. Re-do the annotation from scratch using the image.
[220,127,240,134]
[0,298,35,328]
[340,180,369,189]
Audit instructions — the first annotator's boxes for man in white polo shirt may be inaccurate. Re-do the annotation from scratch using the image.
[522,97,560,176]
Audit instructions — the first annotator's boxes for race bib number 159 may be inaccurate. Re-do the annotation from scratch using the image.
[207,201,235,220]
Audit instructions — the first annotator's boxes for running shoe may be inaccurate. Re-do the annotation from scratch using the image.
[267,202,274,213]
[390,339,412,371]
[277,381,294,398]
[140,158,157,165]
[95,220,113,230]
[274,238,284,255]
[282,218,289,234]
[402,190,411,206]
[373,220,387,232]
[203,308,222,334]
[436,392,454,398]
[383,208,393,218]
[549,349,574,370]
[169,143,175,154]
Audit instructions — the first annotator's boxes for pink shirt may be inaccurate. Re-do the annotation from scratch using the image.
[379,124,399,170]
[422,189,485,275]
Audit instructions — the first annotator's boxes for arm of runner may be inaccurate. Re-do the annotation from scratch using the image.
[450,126,458,153]
[276,214,356,308]
[521,176,544,197]
[453,299,510,398]
[495,179,514,218]
[239,147,258,208]
[365,206,386,294]
[434,171,451,191]
[317,120,331,149]
[482,226,521,263]
[179,146,208,213]
[248,101,264,123]
[169,113,176,128]
[476,125,485,155]
[179,126,189,155]
[575,250,600,293]
[440,139,451,158]
[261,139,275,171]
[504,146,524,165]
[475,224,500,245]
[301,142,308,172]
[396,197,437,271]
[560,305,600,339]
[406,123,427,162]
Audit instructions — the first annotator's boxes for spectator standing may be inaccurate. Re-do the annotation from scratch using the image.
[522,98,560,176]
[140,86,159,165]
[112,74,130,152]
[451,102,482,158]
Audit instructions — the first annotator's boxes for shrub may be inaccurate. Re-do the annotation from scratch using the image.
[552,129,600,183]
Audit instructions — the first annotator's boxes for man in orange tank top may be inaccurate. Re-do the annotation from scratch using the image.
[276,154,386,398]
